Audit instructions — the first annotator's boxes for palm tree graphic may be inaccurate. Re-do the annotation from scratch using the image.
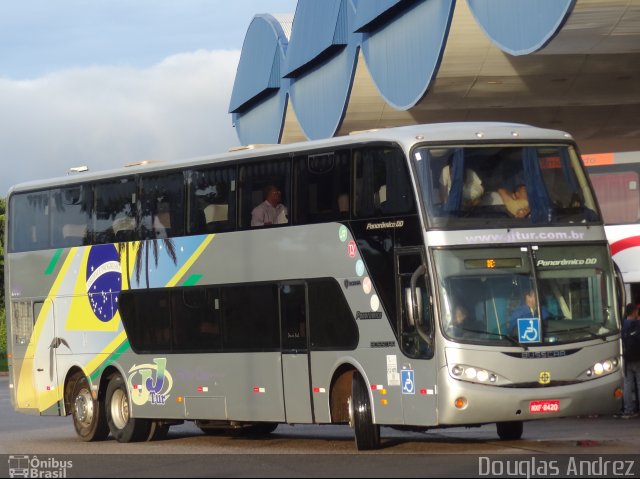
[117,199,177,289]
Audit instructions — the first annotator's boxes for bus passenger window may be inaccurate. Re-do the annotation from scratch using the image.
[374,185,386,209]
[153,202,172,238]
[294,151,350,224]
[9,191,50,252]
[354,147,414,219]
[308,279,358,350]
[337,193,349,217]
[140,172,185,239]
[62,224,88,245]
[203,204,229,225]
[251,185,288,227]
[94,177,137,244]
[112,216,136,242]
[189,167,235,234]
[119,289,172,353]
[590,171,640,224]
[51,186,92,248]
[172,287,222,352]
[221,284,280,351]
[239,159,290,229]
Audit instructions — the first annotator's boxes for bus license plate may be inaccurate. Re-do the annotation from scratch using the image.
[529,400,560,414]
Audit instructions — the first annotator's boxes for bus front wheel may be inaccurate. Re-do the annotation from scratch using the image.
[496,421,523,440]
[71,375,109,442]
[105,374,150,442]
[349,372,380,450]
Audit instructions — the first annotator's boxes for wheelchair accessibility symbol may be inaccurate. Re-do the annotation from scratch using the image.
[401,369,415,395]
[517,317,541,343]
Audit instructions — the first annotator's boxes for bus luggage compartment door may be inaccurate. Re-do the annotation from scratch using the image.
[280,283,314,424]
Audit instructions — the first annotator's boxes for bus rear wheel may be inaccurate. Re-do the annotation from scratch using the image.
[71,375,109,442]
[243,422,278,436]
[349,372,380,450]
[496,421,523,440]
[105,373,150,442]
[146,421,170,441]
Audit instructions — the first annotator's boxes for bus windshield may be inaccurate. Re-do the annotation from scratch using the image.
[433,244,618,346]
[413,144,600,228]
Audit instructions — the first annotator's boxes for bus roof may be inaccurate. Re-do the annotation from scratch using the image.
[8,122,574,195]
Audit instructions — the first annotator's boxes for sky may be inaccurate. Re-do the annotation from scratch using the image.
[0,0,298,196]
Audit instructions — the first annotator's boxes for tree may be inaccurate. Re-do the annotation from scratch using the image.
[0,197,5,355]
[0,310,5,357]
[0,197,4,302]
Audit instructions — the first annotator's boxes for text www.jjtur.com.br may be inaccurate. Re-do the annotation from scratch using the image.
[465,230,586,244]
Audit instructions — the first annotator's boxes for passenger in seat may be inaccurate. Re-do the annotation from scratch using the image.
[251,185,288,227]
[439,164,484,209]
[497,184,530,218]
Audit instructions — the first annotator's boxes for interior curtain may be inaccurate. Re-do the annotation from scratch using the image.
[523,147,553,223]
[444,149,464,213]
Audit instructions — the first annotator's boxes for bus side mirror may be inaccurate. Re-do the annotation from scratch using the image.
[613,261,626,322]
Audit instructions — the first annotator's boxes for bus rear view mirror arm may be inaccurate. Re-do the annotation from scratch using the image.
[407,264,433,349]
[410,264,426,325]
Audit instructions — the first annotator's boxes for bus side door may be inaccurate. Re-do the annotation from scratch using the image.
[279,283,314,423]
[32,299,62,414]
[396,249,438,426]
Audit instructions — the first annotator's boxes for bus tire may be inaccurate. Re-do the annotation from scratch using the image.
[146,421,170,441]
[105,373,150,443]
[496,421,523,440]
[71,375,109,442]
[350,372,380,450]
[244,422,278,436]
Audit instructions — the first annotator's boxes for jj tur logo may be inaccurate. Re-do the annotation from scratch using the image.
[127,357,174,406]
[8,455,73,478]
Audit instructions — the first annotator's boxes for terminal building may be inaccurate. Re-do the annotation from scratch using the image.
[229,0,640,154]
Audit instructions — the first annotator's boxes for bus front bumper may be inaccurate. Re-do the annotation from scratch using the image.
[436,371,622,426]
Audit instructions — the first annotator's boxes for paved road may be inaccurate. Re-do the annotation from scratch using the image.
[1,376,639,477]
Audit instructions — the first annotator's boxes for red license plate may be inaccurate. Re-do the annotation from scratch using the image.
[529,400,560,414]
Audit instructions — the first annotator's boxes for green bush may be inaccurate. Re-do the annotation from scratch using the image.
[0,308,6,372]
[0,308,5,356]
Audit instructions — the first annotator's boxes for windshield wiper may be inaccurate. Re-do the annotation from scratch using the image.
[457,328,527,350]
[548,325,608,341]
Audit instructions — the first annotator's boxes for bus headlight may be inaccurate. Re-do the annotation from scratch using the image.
[450,364,500,385]
[464,367,477,380]
[583,356,620,379]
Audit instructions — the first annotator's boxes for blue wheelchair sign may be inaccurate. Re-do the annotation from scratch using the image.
[517,317,541,343]
[401,369,415,395]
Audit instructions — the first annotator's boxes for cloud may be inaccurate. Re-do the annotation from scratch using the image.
[0,49,241,196]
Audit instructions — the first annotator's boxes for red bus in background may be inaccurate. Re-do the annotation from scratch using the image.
[585,152,640,304]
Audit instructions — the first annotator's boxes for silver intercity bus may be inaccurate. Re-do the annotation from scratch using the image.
[5,123,623,450]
